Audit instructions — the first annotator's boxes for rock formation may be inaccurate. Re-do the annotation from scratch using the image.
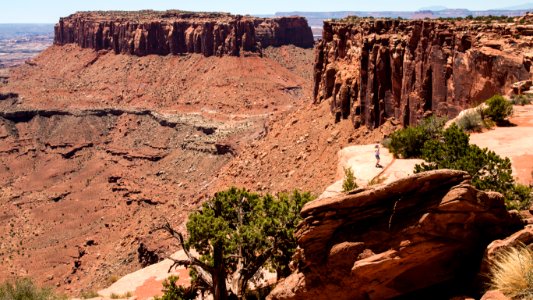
[54,11,314,57]
[314,18,533,128]
[268,170,522,300]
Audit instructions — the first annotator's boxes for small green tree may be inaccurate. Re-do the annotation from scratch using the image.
[485,95,513,124]
[342,167,357,192]
[159,188,313,300]
[414,124,530,209]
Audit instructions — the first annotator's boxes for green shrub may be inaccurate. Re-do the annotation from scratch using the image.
[387,116,445,158]
[504,183,533,211]
[511,95,533,106]
[414,124,528,209]
[0,278,65,300]
[154,276,197,300]
[485,95,513,124]
[342,167,357,192]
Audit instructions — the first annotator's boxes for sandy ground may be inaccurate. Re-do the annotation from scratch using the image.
[96,250,190,299]
[321,104,533,199]
[320,145,423,199]
[470,104,533,185]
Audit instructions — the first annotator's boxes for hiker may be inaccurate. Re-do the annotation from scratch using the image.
[375,144,381,168]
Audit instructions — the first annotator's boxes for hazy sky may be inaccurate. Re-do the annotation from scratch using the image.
[1,0,531,23]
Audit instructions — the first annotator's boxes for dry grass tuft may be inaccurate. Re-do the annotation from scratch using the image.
[489,246,533,299]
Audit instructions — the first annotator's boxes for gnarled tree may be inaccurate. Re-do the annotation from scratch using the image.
[159,188,313,300]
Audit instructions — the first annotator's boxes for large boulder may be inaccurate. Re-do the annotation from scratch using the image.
[269,170,522,300]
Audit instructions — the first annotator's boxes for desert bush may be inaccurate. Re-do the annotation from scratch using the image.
[511,95,533,106]
[456,108,485,132]
[485,95,513,124]
[414,124,530,209]
[387,116,445,158]
[342,167,357,192]
[154,276,197,300]
[504,183,533,211]
[0,278,65,300]
[110,292,132,299]
[80,290,100,299]
[489,246,533,299]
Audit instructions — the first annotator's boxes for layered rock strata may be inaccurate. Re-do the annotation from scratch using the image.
[314,18,533,128]
[54,11,314,57]
[269,170,522,300]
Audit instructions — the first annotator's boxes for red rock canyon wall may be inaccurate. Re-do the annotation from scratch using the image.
[314,18,533,128]
[54,11,314,57]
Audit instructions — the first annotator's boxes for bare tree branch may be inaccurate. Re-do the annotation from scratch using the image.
[154,220,215,288]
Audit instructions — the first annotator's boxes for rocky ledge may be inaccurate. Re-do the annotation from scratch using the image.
[54,10,314,57]
[314,17,533,128]
[269,170,523,300]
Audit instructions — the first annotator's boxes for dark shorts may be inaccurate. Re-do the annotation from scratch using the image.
[375,155,380,160]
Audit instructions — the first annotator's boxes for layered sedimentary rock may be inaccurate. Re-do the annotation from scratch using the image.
[269,170,522,300]
[54,11,314,57]
[314,18,533,128]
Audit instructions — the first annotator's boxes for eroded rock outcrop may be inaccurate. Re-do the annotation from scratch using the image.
[314,18,533,128]
[54,11,314,57]
[269,170,522,300]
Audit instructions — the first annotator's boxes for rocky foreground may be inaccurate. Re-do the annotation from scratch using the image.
[269,170,524,299]
[54,11,314,57]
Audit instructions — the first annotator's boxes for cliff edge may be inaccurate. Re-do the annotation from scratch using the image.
[314,17,533,128]
[54,10,314,57]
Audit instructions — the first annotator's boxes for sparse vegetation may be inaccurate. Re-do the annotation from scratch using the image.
[106,274,120,286]
[414,124,531,210]
[485,95,513,125]
[489,246,533,299]
[456,108,486,132]
[0,278,66,300]
[342,167,358,192]
[384,109,531,211]
[154,276,197,300]
[80,290,100,299]
[110,291,133,299]
[368,175,387,186]
[158,188,314,299]
[511,94,533,106]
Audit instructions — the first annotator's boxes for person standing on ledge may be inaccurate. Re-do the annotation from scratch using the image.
[375,144,381,168]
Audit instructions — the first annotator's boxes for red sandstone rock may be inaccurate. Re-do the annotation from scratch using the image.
[268,170,522,300]
[54,11,314,57]
[314,18,533,128]
[483,225,533,268]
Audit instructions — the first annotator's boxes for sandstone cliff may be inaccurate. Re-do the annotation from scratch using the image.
[269,170,522,300]
[54,11,314,57]
[314,18,533,128]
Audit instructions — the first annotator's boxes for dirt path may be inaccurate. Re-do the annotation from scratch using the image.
[470,104,533,185]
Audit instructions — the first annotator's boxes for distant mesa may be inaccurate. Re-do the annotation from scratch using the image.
[54,10,314,57]
[418,5,448,11]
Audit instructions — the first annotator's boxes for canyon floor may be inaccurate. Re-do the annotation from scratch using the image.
[0,44,393,296]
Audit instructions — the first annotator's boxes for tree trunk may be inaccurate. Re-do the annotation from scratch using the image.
[213,200,228,300]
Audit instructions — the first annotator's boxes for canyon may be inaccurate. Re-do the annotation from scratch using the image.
[0,8,532,300]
